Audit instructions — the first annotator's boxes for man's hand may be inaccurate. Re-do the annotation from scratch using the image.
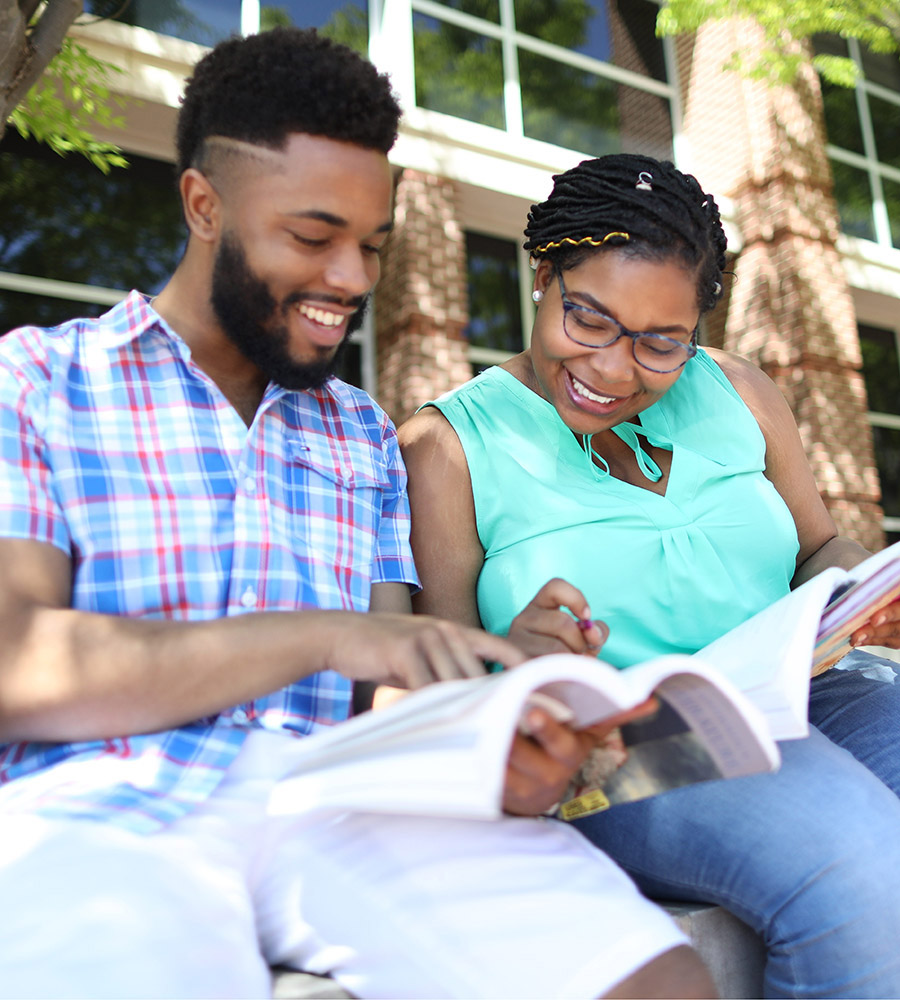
[502,698,658,816]
[507,578,608,659]
[325,612,526,690]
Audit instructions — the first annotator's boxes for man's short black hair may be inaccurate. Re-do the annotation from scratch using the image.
[175,27,402,176]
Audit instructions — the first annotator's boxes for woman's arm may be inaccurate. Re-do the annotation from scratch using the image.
[398,407,606,655]
[708,348,900,647]
[398,407,485,627]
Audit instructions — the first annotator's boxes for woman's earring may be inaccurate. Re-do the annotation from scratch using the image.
[532,289,544,303]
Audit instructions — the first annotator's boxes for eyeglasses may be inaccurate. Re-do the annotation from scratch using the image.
[556,271,698,374]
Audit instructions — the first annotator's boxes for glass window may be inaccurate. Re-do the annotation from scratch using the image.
[412,0,673,158]
[263,1,369,52]
[885,177,900,250]
[442,0,500,23]
[413,14,505,129]
[870,93,900,170]
[819,79,864,155]
[465,232,523,354]
[0,133,185,295]
[84,1,241,46]
[519,51,672,157]
[830,160,876,242]
[859,323,900,415]
[515,0,665,81]
[815,35,900,249]
[871,425,900,519]
[859,323,900,528]
[861,46,900,92]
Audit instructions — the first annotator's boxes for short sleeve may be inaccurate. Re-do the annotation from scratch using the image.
[0,344,71,555]
[371,420,420,591]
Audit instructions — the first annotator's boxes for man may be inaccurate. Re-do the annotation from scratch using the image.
[0,28,713,999]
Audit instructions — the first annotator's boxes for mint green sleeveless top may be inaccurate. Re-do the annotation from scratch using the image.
[426,350,799,668]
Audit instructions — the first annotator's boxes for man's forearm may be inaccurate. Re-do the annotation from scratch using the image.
[0,606,355,743]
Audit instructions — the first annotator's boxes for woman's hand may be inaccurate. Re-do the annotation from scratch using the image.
[502,698,657,816]
[851,597,900,650]
[507,578,609,659]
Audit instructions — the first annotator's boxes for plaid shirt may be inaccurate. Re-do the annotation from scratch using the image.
[0,292,418,832]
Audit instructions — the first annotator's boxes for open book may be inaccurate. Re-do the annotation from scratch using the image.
[698,539,900,740]
[268,542,900,824]
[269,652,780,823]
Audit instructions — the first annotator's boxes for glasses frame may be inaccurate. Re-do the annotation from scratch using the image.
[555,270,698,374]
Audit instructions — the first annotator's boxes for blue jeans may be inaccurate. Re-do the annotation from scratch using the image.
[571,650,900,998]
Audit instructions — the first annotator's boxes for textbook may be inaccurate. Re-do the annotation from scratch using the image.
[699,539,900,740]
[268,542,900,823]
[268,651,781,823]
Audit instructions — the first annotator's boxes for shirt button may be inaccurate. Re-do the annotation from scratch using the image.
[243,476,256,495]
[240,587,258,608]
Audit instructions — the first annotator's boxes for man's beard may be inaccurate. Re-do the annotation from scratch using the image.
[210,231,369,391]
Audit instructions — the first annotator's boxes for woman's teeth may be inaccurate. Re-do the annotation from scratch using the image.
[571,376,617,404]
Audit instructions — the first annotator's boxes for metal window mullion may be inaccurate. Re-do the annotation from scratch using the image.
[512,31,672,97]
[467,345,517,365]
[847,39,892,248]
[413,1,505,39]
[0,271,124,305]
[662,31,685,165]
[374,0,416,109]
[240,0,260,35]
[517,244,534,350]
[869,412,900,430]
[499,0,523,137]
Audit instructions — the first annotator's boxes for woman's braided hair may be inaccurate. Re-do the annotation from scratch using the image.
[523,153,728,314]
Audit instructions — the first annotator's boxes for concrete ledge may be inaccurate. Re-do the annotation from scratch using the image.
[666,902,765,999]
[271,902,766,999]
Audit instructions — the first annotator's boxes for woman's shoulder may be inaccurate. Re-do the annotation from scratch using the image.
[702,347,796,435]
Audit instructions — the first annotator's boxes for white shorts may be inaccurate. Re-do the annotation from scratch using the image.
[0,731,686,999]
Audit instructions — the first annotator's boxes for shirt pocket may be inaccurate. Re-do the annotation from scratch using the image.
[287,435,390,605]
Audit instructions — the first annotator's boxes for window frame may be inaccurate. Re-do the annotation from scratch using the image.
[823,37,900,251]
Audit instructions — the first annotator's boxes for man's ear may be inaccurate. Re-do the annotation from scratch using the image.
[179,168,220,242]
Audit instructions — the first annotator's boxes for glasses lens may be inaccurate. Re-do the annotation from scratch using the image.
[634,334,692,372]
[563,305,620,348]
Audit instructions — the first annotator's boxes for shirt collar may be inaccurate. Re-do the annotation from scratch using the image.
[94,292,352,411]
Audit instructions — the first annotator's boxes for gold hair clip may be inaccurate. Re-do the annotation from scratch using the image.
[531,232,631,255]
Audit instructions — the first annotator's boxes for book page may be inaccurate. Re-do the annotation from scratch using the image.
[268,653,779,822]
[813,547,900,673]
[694,568,846,740]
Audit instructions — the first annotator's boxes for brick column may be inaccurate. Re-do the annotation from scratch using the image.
[678,22,884,549]
[375,169,472,426]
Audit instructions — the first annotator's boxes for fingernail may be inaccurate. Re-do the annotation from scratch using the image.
[526,709,544,732]
[854,633,869,646]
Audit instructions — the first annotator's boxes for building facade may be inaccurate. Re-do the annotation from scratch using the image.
[1,0,898,548]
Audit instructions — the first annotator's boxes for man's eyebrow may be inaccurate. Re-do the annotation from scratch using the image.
[285,210,394,234]
[570,289,693,336]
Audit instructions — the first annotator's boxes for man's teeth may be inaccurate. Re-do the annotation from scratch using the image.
[571,376,616,404]
[299,304,343,328]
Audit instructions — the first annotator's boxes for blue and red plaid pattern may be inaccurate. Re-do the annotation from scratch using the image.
[0,292,419,832]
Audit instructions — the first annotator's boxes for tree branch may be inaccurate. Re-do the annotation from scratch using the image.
[1,0,82,128]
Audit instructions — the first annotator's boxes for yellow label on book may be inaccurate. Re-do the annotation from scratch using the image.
[559,789,611,820]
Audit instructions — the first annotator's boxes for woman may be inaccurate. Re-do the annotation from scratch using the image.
[399,153,900,998]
